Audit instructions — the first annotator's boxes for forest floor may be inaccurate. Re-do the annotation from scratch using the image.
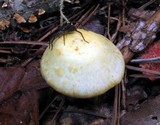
[0,0,160,125]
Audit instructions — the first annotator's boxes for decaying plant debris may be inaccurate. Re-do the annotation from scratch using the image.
[0,0,160,125]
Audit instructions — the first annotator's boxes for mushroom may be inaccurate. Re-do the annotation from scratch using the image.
[40,29,125,98]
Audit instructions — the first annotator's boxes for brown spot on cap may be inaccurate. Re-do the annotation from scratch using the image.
[74,46,79,51]
[55,48,62,56]
[68,65,78,73]
[54,67,63,76]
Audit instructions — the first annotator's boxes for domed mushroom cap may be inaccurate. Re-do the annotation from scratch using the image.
[40,29,125,98]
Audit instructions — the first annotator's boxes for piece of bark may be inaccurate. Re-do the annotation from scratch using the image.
[117,9,160,63]
[128,8,155,21]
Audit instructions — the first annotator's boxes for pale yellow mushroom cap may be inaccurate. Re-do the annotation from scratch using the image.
[40,29,125,98]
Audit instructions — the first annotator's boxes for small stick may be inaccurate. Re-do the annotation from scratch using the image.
[126,65,160,76]
[138,0,156,10]
[129,74,160,79]
[75,4,99,27]
[130,57,160,63]
[0,41,48,46]
[50,109,108,119]
[107,3,111,40]
[111,84,119,125]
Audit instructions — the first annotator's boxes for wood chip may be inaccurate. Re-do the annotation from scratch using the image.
[38,9,45,15]
[28,14,37,23]
[13,13,26,24]
[0,19,10,30]
[2,2,8,8]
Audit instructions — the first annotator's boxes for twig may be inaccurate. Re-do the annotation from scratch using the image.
[138,0,156,10]
[75,4,99,27]
[0,50,11,54]
[130,57,160,63]
[0,58,10,63]
[38,27,58,42]
[104,16,121,41]
[117,84,121,125]
[111,16,121,42]
[39,96,65,121]
[121,78,127,110]
[126,65,160,76]
[129,74,160,79]
[111,85,119,125]
[50,96,65,124]
[107,3,112,40]
[0,57,20,64]
[117,9,160,63]
[0,41,48,46]
[51,109,108,119]
[111,1,127,124]
[60,0,70,26]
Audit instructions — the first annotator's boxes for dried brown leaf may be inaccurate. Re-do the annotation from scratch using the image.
[0,67,25,102]
[0,91,39,125]
[0,61,48,124]
[0,61,47,102]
